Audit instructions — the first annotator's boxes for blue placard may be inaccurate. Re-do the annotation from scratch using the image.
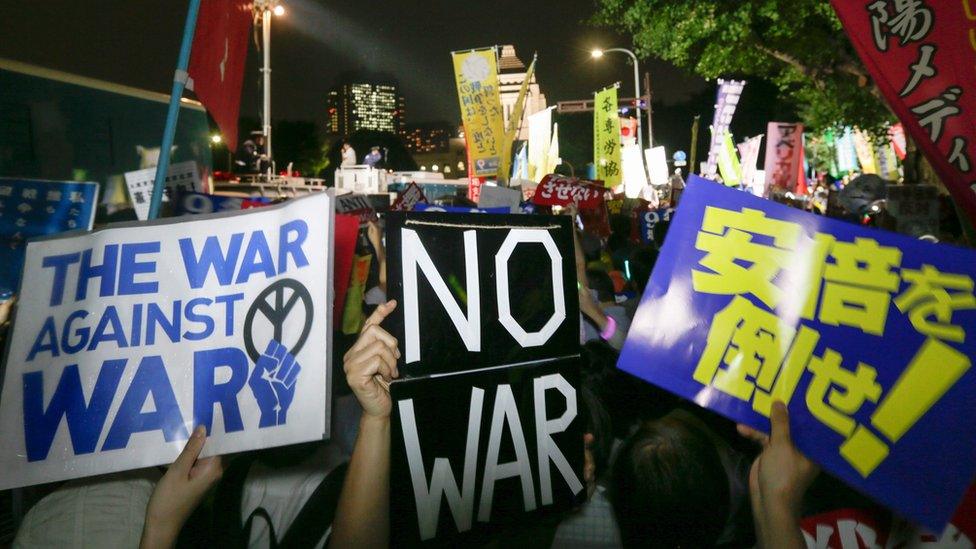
[618,176,976,531]
[413,203,510,214]
[0,178,99,295]
[173,191,272,216]
[637,207,675,244]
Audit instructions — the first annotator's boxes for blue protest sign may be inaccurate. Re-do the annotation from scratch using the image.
[173,190,272,216]
[618,176,976,531]
[0,178,99,295]
[636,207,675,244]
[413,203,510,214]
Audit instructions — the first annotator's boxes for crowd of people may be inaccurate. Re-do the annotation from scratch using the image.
[0,189,964,549]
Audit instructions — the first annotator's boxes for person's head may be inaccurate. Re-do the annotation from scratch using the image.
[342,142,351,150]
[627,246,658,294]
[371,146,380,152]
[586,268,615,303]
[610,414,730,548]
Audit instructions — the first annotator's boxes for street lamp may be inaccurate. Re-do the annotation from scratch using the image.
[210,134,222,144]
[591,47,647,152]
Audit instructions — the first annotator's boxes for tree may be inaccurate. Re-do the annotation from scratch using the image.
[592,0,893,132]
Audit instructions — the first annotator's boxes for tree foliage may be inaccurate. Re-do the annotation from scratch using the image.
[592,0,894,132]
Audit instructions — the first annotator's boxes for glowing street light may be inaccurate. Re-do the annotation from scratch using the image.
[210,134,223,144]
[273,4,285,16]
[590,49,604,59]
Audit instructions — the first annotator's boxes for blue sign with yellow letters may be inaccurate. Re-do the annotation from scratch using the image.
[619,176,976,531]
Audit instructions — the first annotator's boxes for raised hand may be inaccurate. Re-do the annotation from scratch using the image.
[343,300,400,418]
[248,339,302,427]
[140,426,223,549]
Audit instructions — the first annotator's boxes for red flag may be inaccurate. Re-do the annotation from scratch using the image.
[832,1,976,229]
[188,0,251,151]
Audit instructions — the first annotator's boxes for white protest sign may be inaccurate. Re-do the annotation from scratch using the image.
[477,185,523,212]
[645,146,669,186]
[124,161,202,221]
[0,192,334,489]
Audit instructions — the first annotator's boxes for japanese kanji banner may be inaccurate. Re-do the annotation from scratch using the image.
[737,135,763,194]
[452,48,505,177]
[704,79,746,178]
[763,122,804,192]
[717,130,742,187]
[832,0,976,229]
[0,179,99,296]
[594,85,622,188]
[853,129,879,175]
[619,176,976,531]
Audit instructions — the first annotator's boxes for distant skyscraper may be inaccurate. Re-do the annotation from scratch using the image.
[326,78,404,137]
[497,45,547,141]
[402,122,454,153]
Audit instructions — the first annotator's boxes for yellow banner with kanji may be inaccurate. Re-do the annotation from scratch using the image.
[452,48,505,178]
[594,85,622,188]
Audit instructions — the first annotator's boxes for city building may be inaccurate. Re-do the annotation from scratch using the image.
[402,122,455,154]
[497,45,547,141]
[326,77,405,137]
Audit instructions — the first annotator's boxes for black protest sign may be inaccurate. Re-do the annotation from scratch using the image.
[335,193,378,226]
[385,211,579,378]
[390,356,585,545]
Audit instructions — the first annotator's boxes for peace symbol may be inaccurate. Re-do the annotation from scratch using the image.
[243,279,314,362]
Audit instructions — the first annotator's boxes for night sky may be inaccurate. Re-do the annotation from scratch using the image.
[0,0,708,129]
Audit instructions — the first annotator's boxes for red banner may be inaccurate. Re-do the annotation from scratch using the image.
[532,174,606,209]
[832,0,976,228]
[188,0,252,150]
[763,122,804,192]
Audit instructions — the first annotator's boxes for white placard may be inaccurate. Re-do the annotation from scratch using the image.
[621,143,648,199]
[0,192,334,489]
[645,146,670,187]
[124,161,202,221]
[477,185,523,212]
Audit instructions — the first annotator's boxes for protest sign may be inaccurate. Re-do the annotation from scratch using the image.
[332,214,361,326]
[594,86,622,188]
[0,192,334,489]
[173,191,272,216]
[832,0,976,229]
[0,178,99,296]
[886,184,939,239]
[645,146,669,187]
[619,176,976,531]
[453,49,505,177]
[124,161,202,221]
[478,185,523,213]
[763,122,804,192]
[392,182,429,212]
[335,192,378,226]
[704,79,746,178]
[532,175,605,209]
[636,207,675,244]
[414,204,509,214]
[385,211,584,543]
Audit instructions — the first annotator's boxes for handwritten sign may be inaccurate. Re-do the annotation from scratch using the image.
[124,161,202,220]
[0,193,334,489]
[619,177,976,531]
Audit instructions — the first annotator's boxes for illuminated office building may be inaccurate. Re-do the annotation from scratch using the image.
[327,79,405,136]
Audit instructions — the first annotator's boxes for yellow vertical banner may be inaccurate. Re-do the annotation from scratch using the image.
[452,48,505,178]
[594,85,622,188]
[498,55,536,184]
[853,129,879,175]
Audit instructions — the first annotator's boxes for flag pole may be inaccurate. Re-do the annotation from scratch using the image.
[148,0,202,220]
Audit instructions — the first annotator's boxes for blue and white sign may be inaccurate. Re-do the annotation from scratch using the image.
[0,178,99,296]
[413,203,510,214]
[0,192,334,489]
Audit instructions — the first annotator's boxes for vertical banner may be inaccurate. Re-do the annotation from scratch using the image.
[621,143,648,199]
[836,127,861,175]
[763,122,805,192]
[853,129,879,175]
[832,0,976,229]
[385,212,584,543]
[737,135,763,193]
[876,140,901,181]
[620,177,976,532]
[717,130,743,187]
[646,146,670,187]
[545,123,561,176]
[0,179,99,296]
[704,79,746,178]
[594,85,622,188]
[499,56,536,184]
[0,193,334,489]
[528,107,554,181]
[452,48,506,178]
[889,123,907,160]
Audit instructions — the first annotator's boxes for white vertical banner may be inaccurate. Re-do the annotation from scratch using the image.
[621,143,648,199]
[528,107,554,181]
[645,146,670,187]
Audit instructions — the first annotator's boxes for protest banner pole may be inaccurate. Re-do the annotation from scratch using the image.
[689,115,700,175]
[147,0,202,220]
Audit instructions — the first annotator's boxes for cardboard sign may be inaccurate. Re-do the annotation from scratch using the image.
[392,182,429,212]
[0,179,99,296]
[124,161,202,221]
[385,211,584,542]
[174,191,272,216]
[386,212,578,378]
[335,192,378,226]
[478,185,523,213]
[619,176,976,531]
[0,193,334,489]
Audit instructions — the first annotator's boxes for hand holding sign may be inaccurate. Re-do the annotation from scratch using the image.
[140,426,223,549]
[248,340,302,427]
[343,300,400,418]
